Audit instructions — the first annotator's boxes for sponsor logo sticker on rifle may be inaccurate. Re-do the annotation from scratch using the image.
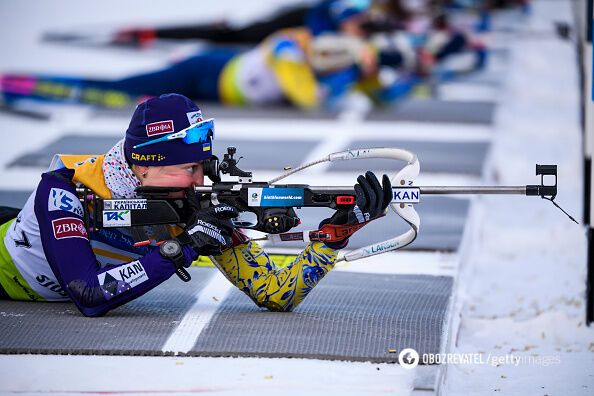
[52,217,88,240]
[48,188,84,217]
[146,120,174,137]
[104,199,148,210]
[367,239,401,254]
[279,232,304,242]
[392,188,420,203]
[247,187,304,207]
[103,210,131,227]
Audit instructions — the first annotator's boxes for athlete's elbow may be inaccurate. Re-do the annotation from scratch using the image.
[77,305,108,317]
[67,280,109,315]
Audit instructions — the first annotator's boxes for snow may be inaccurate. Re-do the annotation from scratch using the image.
[0,355,415,395]
[443,1,594,394]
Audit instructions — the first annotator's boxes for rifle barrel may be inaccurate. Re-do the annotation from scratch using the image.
[419,186,527,195]
[291,186,530,195]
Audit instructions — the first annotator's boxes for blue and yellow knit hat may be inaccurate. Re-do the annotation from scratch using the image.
[124,93,213,166]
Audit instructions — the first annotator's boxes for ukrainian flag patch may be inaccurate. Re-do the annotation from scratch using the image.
[203,143,211,151]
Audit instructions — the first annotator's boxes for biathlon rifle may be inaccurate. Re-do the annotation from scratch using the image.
[78,146,575,265]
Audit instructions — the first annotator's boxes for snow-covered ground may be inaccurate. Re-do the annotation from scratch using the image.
[0,355,415,396]
[443,1,594,394]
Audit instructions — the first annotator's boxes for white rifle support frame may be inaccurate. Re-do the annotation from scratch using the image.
[267,148,421,262]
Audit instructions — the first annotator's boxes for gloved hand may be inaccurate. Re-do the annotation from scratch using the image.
[184,204,239,256]
[320,171,392,248]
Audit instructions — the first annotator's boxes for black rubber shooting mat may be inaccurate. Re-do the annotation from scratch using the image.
[0,269,214,355]
[453,72,503,87]
[7,135,119,168]
[205,100,494,124]
[213,139,316,171]
[0,190,31,209]
[193,271,453,362]
[0,268,453,362]
[368,99,494,124]
[204,99,497,124]
[331,139,489,175]
[89,99,493,123]
[198,103,339,120]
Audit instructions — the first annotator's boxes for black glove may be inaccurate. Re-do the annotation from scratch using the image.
[184,204,239,256]
[321,171,392,248]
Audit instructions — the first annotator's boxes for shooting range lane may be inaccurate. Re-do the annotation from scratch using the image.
[199,102,340,120]
[0,190,31,209]
[368,100,495,124]
[0,267,452,363]
[0,269,215,354]
[214,98,496,124]
[190,271,453,362]
[7,135,120,168]
[89,98,494,123]
[213,139,317,171]
[203,99,495,124]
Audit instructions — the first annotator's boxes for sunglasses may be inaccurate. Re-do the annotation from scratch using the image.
[133,118,215,149]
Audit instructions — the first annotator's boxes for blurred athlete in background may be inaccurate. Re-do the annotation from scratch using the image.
[1,0,488,111]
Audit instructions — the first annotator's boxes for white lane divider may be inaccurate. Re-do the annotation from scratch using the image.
[161,272,232,355]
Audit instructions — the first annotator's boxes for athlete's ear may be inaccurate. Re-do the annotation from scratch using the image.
[131,164,150,180]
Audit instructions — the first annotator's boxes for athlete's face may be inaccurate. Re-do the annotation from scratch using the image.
[140,162,204,190]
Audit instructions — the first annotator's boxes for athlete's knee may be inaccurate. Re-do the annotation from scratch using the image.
[259,299,294,312]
